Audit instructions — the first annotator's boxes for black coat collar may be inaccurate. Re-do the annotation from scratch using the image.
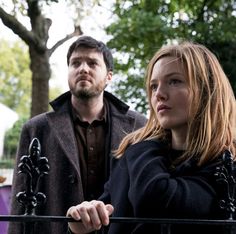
[50,91,130,114]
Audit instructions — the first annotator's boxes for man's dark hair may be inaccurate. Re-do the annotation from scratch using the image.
[67,35,113,71]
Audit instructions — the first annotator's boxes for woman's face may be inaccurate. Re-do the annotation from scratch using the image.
[150,56,191,139]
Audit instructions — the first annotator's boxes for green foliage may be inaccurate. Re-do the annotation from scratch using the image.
[106,0,236,114]
[49,86,62,101]
[107,1,170,113]
[3,117,28,160]
[0,159,15,169]
[0,39,31,117]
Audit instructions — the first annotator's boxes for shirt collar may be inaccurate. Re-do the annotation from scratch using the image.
[71,99,108,124]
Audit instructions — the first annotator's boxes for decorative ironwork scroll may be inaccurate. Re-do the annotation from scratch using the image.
[16,138,50,216]
[215,149,236,220]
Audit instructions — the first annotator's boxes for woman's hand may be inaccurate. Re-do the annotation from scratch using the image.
[66,200,114,234]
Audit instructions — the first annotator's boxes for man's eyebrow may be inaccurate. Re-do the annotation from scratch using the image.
[70,56,99,62]
[87,58,99,62]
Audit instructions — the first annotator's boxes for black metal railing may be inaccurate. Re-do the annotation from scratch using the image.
[1,215,236,234]
[0,138,236,234]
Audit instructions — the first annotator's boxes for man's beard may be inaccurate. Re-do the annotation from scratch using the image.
[73,82,106,100]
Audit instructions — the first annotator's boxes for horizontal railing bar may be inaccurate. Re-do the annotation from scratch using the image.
[0,215,236,226]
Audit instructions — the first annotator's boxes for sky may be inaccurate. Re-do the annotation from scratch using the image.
[48,0,114,91]
[0,0,114,92]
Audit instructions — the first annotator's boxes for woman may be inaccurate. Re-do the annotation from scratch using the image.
[67,42,236,234]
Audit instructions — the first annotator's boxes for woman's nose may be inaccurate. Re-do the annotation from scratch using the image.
[154,85,168,100]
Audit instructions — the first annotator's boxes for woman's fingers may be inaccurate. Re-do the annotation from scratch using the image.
[66,201,114,233]
[106,204,114,216]
[67,202,96,234]
[66,205,81,220]
[89,201,113,226]
[82,201,102,230]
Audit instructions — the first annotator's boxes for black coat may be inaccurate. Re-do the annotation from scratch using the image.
[8,91,147,234]
[100,140,228,234]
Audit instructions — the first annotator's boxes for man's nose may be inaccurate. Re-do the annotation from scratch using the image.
[79,62,89,73]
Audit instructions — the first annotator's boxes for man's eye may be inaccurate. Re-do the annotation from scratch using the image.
[71,61,80,66]
[89,61,97,66]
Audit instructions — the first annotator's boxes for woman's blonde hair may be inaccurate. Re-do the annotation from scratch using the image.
[115,41,236,165]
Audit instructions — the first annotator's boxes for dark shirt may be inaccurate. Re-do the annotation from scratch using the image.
[72,100,109,200]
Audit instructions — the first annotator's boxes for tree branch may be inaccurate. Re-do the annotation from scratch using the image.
[0,6,36,46]
[48,25,83,57]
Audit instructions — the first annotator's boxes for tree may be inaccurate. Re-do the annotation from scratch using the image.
[106,0,236,114]
[0,0,84,117]
[3,117,28,160]
[0,39,31,117]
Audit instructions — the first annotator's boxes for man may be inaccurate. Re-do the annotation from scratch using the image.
[8,36,147,234]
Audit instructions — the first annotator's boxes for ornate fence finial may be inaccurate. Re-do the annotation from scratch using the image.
[215,149,236,220]
[16,138,50,215]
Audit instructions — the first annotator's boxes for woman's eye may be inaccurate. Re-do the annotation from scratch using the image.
[169,79,182,85]
[150,84,158,91]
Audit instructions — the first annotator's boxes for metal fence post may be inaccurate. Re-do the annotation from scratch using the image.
[215,150,236,234]
[16,138,50,234]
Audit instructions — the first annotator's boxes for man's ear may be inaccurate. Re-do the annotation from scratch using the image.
[106,71,113,84]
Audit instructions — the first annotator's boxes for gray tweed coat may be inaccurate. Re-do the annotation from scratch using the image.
[8,91,147,234]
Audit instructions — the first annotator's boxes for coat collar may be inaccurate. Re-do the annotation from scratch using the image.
[49,91,130,114]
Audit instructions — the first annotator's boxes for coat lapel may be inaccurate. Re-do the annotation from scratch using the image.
[46,110,80,170]
[110,108,135,151]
